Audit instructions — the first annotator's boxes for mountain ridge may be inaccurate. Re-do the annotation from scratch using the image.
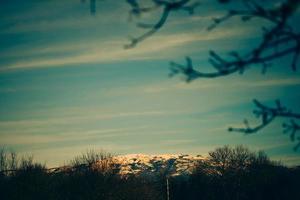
[106,153,205,176]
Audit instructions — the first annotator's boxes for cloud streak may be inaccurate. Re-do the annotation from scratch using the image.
[0,110,168,129]
[0,25,258,72]
[0,126,149,146]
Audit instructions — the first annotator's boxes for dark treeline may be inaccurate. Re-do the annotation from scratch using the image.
[0,146,299,200]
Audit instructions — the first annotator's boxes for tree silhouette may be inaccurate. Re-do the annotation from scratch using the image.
[124,0,200,48]
[81,0,300,149]
[1,146,299,200]
[123,0,300,150]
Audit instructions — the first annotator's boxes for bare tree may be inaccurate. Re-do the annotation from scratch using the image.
[207,145,273,175]
[79,0,300,149]
[0,148,18,174]
[124,0,200,48]
[124,0,300,150]
[70,149,116,174]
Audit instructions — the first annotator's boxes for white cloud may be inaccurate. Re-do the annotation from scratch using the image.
[0,110,167,129]
[2,5,129,35]
[104,74,300,99]
[161,139,195,146]
[0,24,257,72]
[249,78,300,87]
[0,126,148,146]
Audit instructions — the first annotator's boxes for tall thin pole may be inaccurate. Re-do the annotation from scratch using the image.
[166,177,170,200]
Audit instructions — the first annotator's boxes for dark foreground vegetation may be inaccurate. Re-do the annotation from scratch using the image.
[0,146,299,200]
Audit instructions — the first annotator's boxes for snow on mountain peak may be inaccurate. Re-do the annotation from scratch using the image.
[104,154,205,176]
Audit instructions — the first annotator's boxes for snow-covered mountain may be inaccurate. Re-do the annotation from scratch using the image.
[51,154,205,177]
[106,154,204,176]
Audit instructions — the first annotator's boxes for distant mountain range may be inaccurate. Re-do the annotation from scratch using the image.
[109,154,204,176]
[49,154,205,177]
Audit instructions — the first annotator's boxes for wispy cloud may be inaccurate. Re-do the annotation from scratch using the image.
[0,126,148,146]
[273,155,300,166]
[0,25,257,72]
[1,1,127,34]
[179,77,300,90]
[249,78,300,87]
[116,76,298,100]
[161,139,196,146]
[0,110,167,129]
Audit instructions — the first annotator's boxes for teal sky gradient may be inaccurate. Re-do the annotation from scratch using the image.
[0,0,299,167]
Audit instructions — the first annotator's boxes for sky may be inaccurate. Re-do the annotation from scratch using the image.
[0,0,299,167]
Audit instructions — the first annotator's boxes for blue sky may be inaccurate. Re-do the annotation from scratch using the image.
[0,0,299,167]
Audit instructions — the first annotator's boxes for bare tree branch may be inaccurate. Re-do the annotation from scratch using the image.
[101,0,300,150]
[125,0,200,49]
[170,0,300,81]
[165,0,300,150]
[228,99,300,150]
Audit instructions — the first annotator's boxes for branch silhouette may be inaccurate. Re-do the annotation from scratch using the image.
[123,0,300,150]
[228,99,300,150]
[170,0,300,81]
[170,0,300,150]
[125,0,200,49]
